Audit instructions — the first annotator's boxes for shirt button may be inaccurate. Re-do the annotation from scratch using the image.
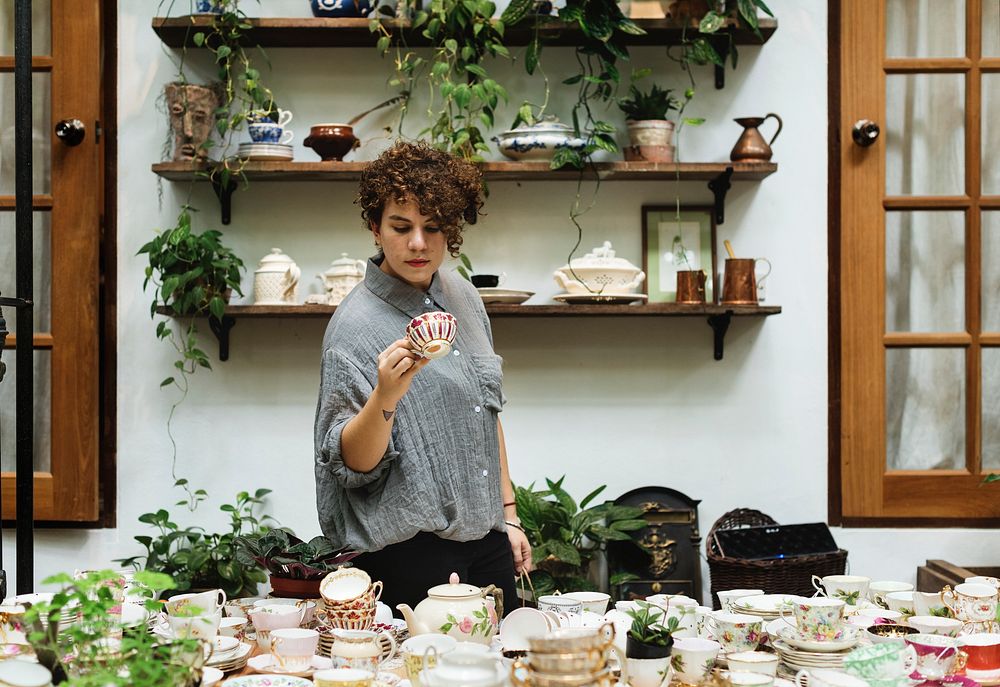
[474,405,482,413]
[482,469,488,477]
[424,298,431,305]
[453,350,461,356]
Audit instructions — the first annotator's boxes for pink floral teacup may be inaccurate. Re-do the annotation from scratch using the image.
[406,311,458,359]
[780,597,846,642]
[707,611,764,653]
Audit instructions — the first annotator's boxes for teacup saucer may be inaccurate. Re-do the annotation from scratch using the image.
[247,654,333,677]
[554,292,648,305]
[776,625,860,652]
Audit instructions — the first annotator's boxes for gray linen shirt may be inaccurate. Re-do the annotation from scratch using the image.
[314,256,507,552]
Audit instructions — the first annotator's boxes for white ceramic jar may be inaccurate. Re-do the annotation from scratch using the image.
[319,253,366,305]
[254,248,300,305]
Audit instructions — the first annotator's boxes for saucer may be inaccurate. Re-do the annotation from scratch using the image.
[237,142,294,161]
[478,288,534,305]
[733,595,802,616]
[246,654,334,677]
[223,677,314,687]
[205,640,252,669]
[201,667,224,687]
[553,292,648,305]
[776,626,860,653]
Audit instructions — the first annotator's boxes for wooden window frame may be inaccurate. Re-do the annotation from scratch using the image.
[829,0,1000,526]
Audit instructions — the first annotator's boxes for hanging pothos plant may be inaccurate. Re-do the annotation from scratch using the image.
[371,0,518,160]
[684,0,775,71]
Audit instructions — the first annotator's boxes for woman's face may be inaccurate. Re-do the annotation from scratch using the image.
[372,196,446,291]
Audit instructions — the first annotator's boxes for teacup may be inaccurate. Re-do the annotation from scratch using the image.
[252,597,317,624]
[402,634,457,687]
[271,627,320,672]
[248,121,294,145]
[905,633,967,679]
[942,582,998,622]
[906,615,963,636]
[717,590,764,613]
[726,651,779,677]
[671,637,721,683]
[527,625,615,654]
[537,595,583,616]
[248,603,304,631]
[562,591,611,615]
[780,597,846,641]
[500,608,552,651]
[726,671,773,687]
[219,616,247,638]
[794,669,869,687]
[842,640,917,681]
[406,311,458,359]
[628,656,672,687]
[960,633,1000,679]
[707,612,764,653]
[315,668,375,687]
[884,591,914,615]
[330,627,397,673]
[855,608,903,623]
[426,651,503,687]
[223,597,263,618]
[0,605,27,642]
[812,575,871,605]
[967,576,1000,589]
[166,611,221,641]
[165,589,226,616]
[912,591,949,617]
[869,581,914,608]
[321,567,374,604]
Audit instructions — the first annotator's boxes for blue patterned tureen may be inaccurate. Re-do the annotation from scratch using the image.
[492,119,587,161]
[311,0,373,17]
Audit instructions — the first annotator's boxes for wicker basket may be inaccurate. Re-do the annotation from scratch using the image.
[707,508,848,609]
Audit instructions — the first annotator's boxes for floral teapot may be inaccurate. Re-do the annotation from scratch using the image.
[319,253,366,305]
[396,573,500,645]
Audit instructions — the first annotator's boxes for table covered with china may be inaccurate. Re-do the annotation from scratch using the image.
[2,563,1000,687]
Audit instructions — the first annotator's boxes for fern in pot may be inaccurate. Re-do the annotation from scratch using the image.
[617,73,680,163]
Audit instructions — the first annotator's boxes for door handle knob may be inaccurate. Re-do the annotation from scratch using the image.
[55,119,86,146]
[852,119,880,147]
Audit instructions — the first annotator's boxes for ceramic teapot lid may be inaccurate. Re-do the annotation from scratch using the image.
[323,253,366,278]
[257,248,296,269]
[565,241,638,270]
[427,573,482,599]
[331,252,363,267]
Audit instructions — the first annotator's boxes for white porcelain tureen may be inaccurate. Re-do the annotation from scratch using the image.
[493,117,587,161]
[553,241,646,294]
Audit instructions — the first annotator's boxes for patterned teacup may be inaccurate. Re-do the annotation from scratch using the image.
[812,575,871,605]
[869,581,914,609]
[717,590,765,613]
[779,597,846,642]
[272,627,320,672]
[406,311,458,359]
[959,632,1000,679]
[402,634,457,687]
[942,583,998,623]
[315,668,375,687]
[165,589,226,617]
[707,611,764,653]
[671,637,721,684]
[905,633,967,680]
[842,640,917,681]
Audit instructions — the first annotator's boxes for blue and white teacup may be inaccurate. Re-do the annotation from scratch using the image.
[195,0,224,14]
[248,121,294,145]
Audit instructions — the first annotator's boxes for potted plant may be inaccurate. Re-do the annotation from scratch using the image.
[117,489,274,598]
[618,79,679,163]
[455,254,504,288]
[624,600,679,687]
[24,569,205,687]
[234,528,360,599]
[514,476,647,596]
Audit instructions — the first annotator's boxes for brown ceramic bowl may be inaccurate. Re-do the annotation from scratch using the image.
[304,123,360,161]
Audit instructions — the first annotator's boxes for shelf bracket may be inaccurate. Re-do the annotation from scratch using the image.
[712,38,730,89]
[708,166,734,225]
[707,312,732,361]
[211,177,238,225]
[207,315,236,362]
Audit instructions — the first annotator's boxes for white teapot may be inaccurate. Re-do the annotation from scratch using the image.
[396,573,500,645]
[254,248,300,305]
[553,240,645,295]
[319,253,367,305]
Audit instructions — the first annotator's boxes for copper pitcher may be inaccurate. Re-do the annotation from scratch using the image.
[730,113,783,162]
[721,258,771,304]
[675,270,706,304]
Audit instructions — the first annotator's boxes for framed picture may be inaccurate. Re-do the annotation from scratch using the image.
[641,205,718,304]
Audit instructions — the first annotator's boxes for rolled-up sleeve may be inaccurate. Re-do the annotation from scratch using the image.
[314,347,399,491]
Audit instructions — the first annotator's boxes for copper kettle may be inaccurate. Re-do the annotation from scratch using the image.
[730,113,783,162]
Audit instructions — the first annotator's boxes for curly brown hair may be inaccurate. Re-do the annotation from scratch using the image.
[355,141,485,257]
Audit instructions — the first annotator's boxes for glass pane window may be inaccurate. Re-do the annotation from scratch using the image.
[984,0,1000,57]
[983,348,1000,470]
[0,0,51,55]
[983,74,1000,195]
[886,347,965,470]
[0,211,51,334]
[885,211,965,333]
[886,74,965,196]
[0,73,51,195]
[984,212,1000,331]
[886,0,966,58]
[0,349,51,473]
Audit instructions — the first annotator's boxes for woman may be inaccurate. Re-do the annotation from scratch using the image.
[314,141,532,614]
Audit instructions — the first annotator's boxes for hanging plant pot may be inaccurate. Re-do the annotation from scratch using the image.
[269,575,323,599]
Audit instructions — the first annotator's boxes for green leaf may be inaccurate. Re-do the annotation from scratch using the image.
[465,63,487,78]
[699,10,726,34]
[160,377,175,388]
[193,32,206,47]
[445,38,459,54]
[545,540,582,566]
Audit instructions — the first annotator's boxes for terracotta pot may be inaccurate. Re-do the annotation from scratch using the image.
[269,575,323,599]
[304,123,360,161]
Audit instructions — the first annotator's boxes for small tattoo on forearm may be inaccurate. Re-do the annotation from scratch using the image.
[382,409,395,422]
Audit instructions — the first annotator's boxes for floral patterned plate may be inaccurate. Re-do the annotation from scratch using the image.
[775,625,861,653]
[221,676,313,687]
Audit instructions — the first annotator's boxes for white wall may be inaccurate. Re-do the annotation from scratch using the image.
[2,0,995,596]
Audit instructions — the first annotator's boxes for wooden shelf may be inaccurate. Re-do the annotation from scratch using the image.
[156,303,781,361]
[151,16,777,49]
[152,160,778,182]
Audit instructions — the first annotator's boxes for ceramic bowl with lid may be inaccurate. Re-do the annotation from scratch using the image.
[492,119,586,161]
[553,241,645,295]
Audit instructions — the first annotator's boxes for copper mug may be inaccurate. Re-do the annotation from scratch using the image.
[676,270,707,304]
[722,258,771,304]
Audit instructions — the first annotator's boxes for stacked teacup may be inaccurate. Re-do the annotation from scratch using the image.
[841,640,917,687]
[511,625,624,687]
[164,589,226,642]
[942,581,999,633]
[318,568,382,637]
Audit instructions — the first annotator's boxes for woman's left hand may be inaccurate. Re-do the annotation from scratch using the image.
[508,527,533,575]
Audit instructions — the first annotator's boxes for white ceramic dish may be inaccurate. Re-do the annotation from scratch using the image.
[246,653,334,677]
[775,626,860,653]
[553,292,648,305]
[477,288,534,304]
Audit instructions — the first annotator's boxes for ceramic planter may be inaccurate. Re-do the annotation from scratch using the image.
[624,120,675,163]
[627,635,673,659]
[269,575,323,599]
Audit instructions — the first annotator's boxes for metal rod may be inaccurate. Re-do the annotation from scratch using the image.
[14,0,35,593]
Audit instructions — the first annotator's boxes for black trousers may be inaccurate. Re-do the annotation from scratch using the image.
[353,530,519,619]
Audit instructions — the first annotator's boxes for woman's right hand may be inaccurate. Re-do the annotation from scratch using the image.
[375,338,430,409]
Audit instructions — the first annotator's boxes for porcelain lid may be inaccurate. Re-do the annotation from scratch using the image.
[428,573,481,599]
[257,248,296,270]
[561,241,639,271]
